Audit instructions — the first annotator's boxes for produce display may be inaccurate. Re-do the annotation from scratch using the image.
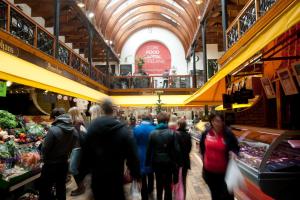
[238,141,269,169]
[0,112,47,144]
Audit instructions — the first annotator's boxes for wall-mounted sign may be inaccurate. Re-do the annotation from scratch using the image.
[0,39,19,56]
[135,41,171,75]
[0,81,7,97]
[277,68,298,95]
[292,61,300,87]
[260,77,276,99]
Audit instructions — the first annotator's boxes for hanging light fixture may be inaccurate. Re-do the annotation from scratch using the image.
[6,81,12,87]
[196,0,203,5]
[77,2,85,8]
[88,12,95,18]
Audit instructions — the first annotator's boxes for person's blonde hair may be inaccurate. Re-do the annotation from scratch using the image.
[68,107,83,123]
[168,114,178,128]
[89,104,102,120]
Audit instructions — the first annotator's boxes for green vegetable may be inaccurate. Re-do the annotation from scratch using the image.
[5,140,16,157]
[0,110,17,129]
[0,144,11,159]
[26,124,44,137]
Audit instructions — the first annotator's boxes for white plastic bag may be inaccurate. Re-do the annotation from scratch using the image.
[225,158,245,193]
[130,181,141,200]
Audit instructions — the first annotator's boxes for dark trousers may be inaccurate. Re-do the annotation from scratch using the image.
[202,169,234,200]
[141,173,154,200]
[91,175,125,200]
[155,171,172,200]
[182,168,188,200]
[39,163,68,200]
[163,80,168,88]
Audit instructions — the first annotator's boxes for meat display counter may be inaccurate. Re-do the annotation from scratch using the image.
[231,125,300,200]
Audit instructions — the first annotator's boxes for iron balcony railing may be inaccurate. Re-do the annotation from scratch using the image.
[226,0,277,49]
[111,75,193,89]
[0,0,107,87]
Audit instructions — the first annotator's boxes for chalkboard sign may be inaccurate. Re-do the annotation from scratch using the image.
[120,64,132,76]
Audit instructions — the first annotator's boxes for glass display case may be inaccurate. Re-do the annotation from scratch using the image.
[232,125,300,200]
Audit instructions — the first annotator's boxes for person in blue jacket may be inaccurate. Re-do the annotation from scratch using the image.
[133,114,156,200]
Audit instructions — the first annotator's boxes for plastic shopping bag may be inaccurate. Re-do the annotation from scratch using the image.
[225,158,245,193]
[130,181,141,200]
[173,167,184,200]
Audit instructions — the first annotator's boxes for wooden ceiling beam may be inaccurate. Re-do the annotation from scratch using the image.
[106,6,193,42]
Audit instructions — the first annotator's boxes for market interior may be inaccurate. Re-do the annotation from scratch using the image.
[0,0,300,199]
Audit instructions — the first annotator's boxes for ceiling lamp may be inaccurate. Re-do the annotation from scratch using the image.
[196,0,203,5]
[109,40,113,45]
[88,12,95,18]
[6,81,12,87]
[77,1,85,8]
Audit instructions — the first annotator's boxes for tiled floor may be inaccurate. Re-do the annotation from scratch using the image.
[66,141,211,200]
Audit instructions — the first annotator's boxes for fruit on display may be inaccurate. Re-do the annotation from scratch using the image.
[0,110,18,129]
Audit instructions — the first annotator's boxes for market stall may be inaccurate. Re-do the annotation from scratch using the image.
[0,110,47,198]
[232,125,300,200]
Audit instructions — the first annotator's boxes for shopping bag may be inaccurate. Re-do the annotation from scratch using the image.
[173,167,184,200]
[130,181,141,200]
[69,147,82,175]
[225,158,245,193]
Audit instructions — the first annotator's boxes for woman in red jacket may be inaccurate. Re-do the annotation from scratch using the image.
[199,112,239,200]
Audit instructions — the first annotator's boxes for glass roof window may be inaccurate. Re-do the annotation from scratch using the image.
[122,15,140,27]
[162,7,179,17]
[165,0,185,11]
[113,0,136,16]
[161,13,181,26]
[106,0,121,9]
[119,7,138,21]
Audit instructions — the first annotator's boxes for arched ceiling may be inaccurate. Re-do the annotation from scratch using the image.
[84,0,203,54]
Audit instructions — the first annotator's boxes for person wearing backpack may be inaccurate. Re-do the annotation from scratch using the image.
[146,112,180,200]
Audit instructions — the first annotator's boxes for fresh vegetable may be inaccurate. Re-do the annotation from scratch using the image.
[0,110,17,129]
[0,144,11,159]
[26,124,45,137]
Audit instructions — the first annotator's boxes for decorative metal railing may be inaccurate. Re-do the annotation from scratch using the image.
[111,75,192,89]
[0,0,106,87]
[226,0,278,49]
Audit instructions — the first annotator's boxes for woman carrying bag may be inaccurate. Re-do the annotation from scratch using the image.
[199,112,239,200]
[68,107,87,196]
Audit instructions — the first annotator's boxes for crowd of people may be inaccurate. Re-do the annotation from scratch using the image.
[37,98,239,200]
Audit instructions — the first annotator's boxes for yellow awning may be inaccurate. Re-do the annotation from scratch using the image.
[185,78,225,105]
[215,103,253,111]
[185,1,300,105]
[0,51,107,102]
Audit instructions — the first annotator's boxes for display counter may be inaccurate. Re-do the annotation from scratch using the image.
[232,125,300,200]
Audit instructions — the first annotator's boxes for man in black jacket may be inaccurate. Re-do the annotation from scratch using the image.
[82,99,141,200]
[39,108,78,200]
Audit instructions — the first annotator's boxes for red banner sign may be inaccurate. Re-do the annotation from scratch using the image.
[135,41,171,75]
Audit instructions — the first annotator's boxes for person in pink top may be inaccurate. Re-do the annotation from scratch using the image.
[199,112,239,200]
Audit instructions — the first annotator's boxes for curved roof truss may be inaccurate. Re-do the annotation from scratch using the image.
[85,0,201,54]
